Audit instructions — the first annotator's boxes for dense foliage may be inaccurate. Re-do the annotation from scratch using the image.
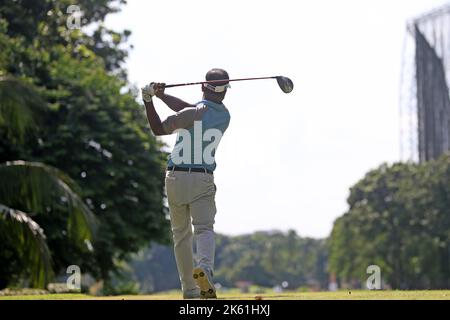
[328,155,450,289]
[0,0,169,288]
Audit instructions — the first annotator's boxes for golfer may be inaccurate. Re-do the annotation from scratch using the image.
[142,69,231,299]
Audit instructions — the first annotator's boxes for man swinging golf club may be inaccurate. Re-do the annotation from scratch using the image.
[142,68,231,299]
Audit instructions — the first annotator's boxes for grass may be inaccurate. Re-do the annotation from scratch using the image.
[1,290,450,300]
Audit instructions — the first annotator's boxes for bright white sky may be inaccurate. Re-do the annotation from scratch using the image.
[105,0,449,238]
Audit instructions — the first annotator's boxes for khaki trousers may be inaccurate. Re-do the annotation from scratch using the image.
[165,170,217,291]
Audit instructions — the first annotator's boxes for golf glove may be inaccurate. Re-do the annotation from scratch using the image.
[141,83,156,102]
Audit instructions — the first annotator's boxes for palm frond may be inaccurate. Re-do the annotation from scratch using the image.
[0,161,97,245]
[0,75,45,141]
[0,204,53,288]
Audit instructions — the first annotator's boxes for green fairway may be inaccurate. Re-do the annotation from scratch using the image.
[1,290,450,300]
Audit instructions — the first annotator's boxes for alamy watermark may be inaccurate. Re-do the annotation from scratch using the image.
[366,265,381,290]
[170,121,222,165]
[66,5,82,30]
[66,265,81,291]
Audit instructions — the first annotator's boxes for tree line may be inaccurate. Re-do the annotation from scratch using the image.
[127,231,328,293]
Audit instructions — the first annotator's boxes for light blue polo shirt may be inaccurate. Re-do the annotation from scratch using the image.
[165,100,230,172]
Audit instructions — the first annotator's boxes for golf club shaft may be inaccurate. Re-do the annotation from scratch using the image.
[164,76,278,88]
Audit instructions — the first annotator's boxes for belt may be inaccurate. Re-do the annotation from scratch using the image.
[167,166,213,175]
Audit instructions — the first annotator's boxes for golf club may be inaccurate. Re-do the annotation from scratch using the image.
[164,76,294,94]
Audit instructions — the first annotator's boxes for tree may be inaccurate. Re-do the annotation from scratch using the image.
[0,0,170,287]
[0,161,96,289]
[0,72,97,288]
[328,156,450,289]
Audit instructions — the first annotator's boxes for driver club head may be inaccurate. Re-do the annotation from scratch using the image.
[276,76,294,94]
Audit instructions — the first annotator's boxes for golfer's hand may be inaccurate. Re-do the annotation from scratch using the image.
[141,82,156,102]
[153,83,166,99]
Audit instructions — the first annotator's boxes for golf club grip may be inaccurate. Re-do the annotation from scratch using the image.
[164,76,278,88]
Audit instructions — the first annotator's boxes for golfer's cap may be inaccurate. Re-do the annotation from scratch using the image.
[204,68,230,93]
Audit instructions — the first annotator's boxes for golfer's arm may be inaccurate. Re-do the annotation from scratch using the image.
[159,94,195,112]
[144,100,166,136]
